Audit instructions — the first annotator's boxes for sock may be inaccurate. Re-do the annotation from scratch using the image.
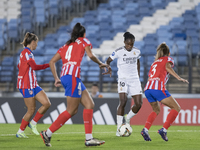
[46,128,53,137]
[144,112,157,130]
[32,111,44,125]
[127,110,136,120]
[19,119,29,132]
[83,109,93,140]
[49,110,71,134]
[144,127,148,132]
[163,109,179,130]
[117,115,123,129]
[17,129,24,133]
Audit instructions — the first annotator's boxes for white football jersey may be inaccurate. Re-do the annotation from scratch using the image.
[110,46,141,80]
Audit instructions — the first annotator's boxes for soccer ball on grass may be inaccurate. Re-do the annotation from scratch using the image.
[118,123,132,137]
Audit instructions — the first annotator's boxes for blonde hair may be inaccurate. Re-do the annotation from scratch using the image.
[21,32,38,47]
[155,43,170,61]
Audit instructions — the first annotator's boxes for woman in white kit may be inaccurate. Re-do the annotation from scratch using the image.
[103,32,143,136]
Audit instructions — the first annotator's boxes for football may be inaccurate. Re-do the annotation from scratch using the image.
[118,123,133,137]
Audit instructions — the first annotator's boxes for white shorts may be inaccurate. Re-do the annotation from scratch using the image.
[118,78,142,96]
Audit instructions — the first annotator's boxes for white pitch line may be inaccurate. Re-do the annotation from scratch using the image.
[1,130,200,137]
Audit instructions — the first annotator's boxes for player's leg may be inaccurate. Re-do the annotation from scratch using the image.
[125,94,142,124]
[81,86,105,146]
[115,93,128,136]
[40,75,81,147]
[41,96,80,147]
[124,79,143,124]
[158,95,181,141]
[117,93,128,127]
[16,96,36,138]
[29,88,51,135]
[141,90,160,141]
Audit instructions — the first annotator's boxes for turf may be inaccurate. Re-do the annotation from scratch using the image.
[0,124,199,150]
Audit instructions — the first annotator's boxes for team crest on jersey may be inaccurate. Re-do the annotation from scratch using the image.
[133,52,136,55]
[29,89,33,95]
[112,52,115,56]
[120,87,122,91]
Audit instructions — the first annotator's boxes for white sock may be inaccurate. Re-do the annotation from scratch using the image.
[127,110,136,120]
[163,127,167,132]
[30,120,37,125]
[85,134,93,140]
[117,115,123,129]
[46,128,53,137]
[144,127,148,132]
[17,129,24,133]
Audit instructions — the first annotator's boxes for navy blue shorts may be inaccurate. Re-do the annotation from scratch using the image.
[19,86,43,98]
[144,89,171,103]
[61,75,86,98]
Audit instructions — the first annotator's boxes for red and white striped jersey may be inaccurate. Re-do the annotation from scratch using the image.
[57,37,92,78]
[17,47,38,89]
[144,56,174,91]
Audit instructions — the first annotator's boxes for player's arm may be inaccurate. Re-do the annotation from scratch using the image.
[165,62,189,83]
[85,46,112,77]
[28,59,49,70]
[137,59,140,78]
[49,53,62,87]
[85,46,103,65]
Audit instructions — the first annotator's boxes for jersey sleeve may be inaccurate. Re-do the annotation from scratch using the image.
[57,45,65,55]
[82,38,92,49]
[137,50,141,59]
[109,50,118,60]
[167,57,174,68]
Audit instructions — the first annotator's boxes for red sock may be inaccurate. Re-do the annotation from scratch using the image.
[20,119,29,131]
[49,110,71,133]
[83,109,93,134]
[33,111,44,122]
[144,112,157,130]
[163,109,179,129]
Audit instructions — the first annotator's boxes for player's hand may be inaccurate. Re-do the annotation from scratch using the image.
[178,78,189,84]
[54,78,62,87]
[99,63,112,77]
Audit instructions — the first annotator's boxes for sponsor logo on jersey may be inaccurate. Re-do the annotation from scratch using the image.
[123,54,126,56]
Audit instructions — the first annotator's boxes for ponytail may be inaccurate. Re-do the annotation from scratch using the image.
[155,43,170,60]
[21,32,38,47]
[66,23,86,45]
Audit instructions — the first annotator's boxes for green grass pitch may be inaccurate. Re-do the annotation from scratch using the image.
[0,124,200,150]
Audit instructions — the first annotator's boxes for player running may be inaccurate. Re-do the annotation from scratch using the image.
[16,32,51,138]
[141,43,189,141]
[103,32,143,136]
[40,23,109,147]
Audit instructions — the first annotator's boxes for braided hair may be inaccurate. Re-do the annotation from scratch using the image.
[123,32,135,41]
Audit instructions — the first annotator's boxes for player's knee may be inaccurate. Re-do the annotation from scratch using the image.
[176,105,181,112]
[28,107,36,115]
[119,100,127,108]
[43,101,51,109]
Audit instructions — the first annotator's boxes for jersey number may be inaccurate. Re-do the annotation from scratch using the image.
[150,64,157,77]
[65,45,73,61]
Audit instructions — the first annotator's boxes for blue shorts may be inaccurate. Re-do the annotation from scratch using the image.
[19,86,43,98]
[145,89,171,103]
[61,75,86,98]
